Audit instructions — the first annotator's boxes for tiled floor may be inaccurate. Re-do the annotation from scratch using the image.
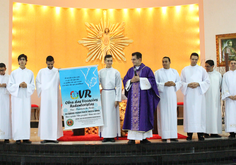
[0,125,230,144]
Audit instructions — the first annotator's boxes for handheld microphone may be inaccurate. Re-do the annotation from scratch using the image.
[134,67,137,76]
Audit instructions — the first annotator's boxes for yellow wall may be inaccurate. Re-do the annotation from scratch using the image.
[12,3,199,78]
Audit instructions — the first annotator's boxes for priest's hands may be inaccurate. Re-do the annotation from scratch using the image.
[229,96,236,100]
[188,82,200,88]
[115,101,119,107]
[19,82,27,88]
[0,83,6,87]
[131,76,140,83]
[164,81,176,86]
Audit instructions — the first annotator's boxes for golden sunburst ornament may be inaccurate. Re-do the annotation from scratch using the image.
[79,11,133,62]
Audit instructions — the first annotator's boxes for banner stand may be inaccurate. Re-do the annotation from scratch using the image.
[59,65,104,131]
[73,128,85,136]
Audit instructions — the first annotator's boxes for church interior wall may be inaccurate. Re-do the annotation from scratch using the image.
[1,0,235,107]
[203,0,236,72]
[0,0,10,71]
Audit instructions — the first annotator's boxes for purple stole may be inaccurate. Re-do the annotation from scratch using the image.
[130,67,145,131]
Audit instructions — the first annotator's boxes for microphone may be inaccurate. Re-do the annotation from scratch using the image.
[134,67,137,76]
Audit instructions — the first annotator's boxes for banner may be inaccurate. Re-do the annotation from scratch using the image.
[59,65,103,130]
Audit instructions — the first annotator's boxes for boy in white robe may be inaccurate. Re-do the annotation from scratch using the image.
[0,63,11,143]
[222,60,236,138]
[204,60,222,138]
[7,54,35,144]
[180,53,210,141]
[99,54,122,142]
[155,57,182,142]
[36,56,63,143]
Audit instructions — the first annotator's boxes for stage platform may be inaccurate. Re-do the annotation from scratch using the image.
[0,138,236,165]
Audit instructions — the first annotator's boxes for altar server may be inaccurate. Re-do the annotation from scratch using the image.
[204,60,222,138]
[36,56,63,143]
[155,57,182,142]
[222,60,236,138]
[98,54,122,142]
[180,53,210,141]
[0,63,11,143]
[7,54,35,144]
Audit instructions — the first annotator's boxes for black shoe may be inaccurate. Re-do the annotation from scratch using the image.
[4,139,9,143]
[204,133,210,138]
[102,138,110,142]
[162,139,167,142]
[170,139,178,142]
[140,139,151,144]
[41,140,58,144]
[23,140,32,144]
[128,140,135,144]
[110,138,115,142]
[16,140,21,144]
[41,140,48,144]
[198,133,204,141]
[228,132,235,139]
[186,133,193,141]
[186,137,192,140]
[210,134,221,138]
[198,136,205,141]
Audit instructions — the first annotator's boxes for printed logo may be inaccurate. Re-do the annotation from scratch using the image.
[66,119,74,126]
[81,68,98,89]
[70,91,79,99]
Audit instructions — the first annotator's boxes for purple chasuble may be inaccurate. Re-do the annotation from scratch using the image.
[123,63,160,132]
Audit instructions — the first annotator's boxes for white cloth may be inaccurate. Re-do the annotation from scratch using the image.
[127,130,152,140]
[7,68,35,140]
[155,68,182,139]
[98,68,122,138]
[125,80,131,91]
[205,70,222,134]
[125,78,151,91]
[140,78,151,90]
[180,65,210,133]
[0,74,11,139]
[36,67,63,140]
[222,70,236,133]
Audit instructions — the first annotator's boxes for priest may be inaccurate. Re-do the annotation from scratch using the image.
[7,54,35,144]
[204,60,222,138]
[222,60,236,138]
[98,54,122,142]
[155,57,182,142]
[180,53,210,141]
[36,56,63,143]
[0,63,11,143]
[123,52,160,144]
